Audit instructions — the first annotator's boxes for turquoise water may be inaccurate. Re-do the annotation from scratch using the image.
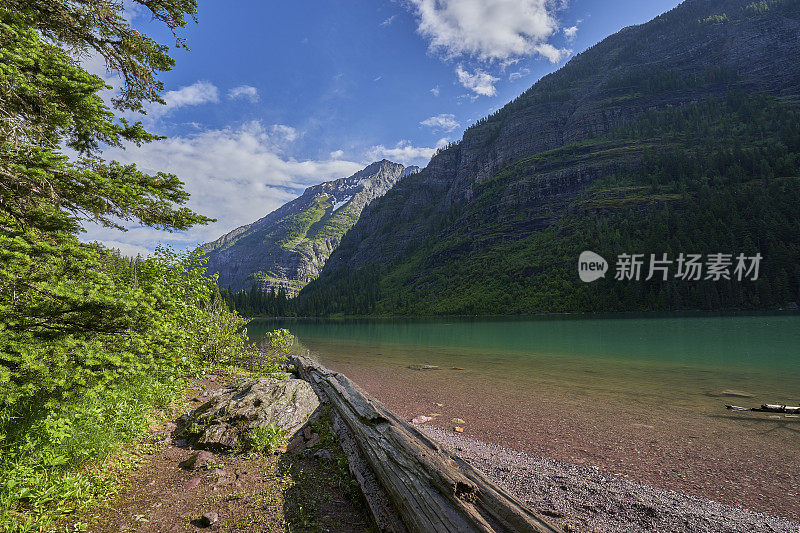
[248,314,800,395]
[247,313,800,516]
[247,314,800,435]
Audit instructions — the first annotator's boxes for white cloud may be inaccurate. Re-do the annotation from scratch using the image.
[380,15,397,27]
[408,0,569,62]
[330,149,345,159]
[373,76,383,82]
[81,121,363,254]
[509,67,531,81]
[79,58,219,122]
[404,0,571,97]
[228,85,259,102]
[162,81,218,109]
[94,240,153,258]
[420,113,460,132]
[140,81,219,121]
[534,43,572,63]
[456,66,499,97]
[563,25,578,40]
[430,85,440,96]
[366,139,448,166]
[121,1,144,23]
[269,124,299,143]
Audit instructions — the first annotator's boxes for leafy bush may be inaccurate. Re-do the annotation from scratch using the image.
[0,245,280,531]
[0,1,279,530]
[247,424,287,454]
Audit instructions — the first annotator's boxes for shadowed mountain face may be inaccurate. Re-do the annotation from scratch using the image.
[298,0,800,315]
[202,160,414,294]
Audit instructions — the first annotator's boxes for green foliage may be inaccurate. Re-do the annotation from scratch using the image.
[263,328,294,352]
[0,0,211,401]
[247,424,287,454]
[700,13,730,24]
[277,196,330,247]
[0,1,270,530]
[0,6,209,235]
[304,204,360,244]
[604,66,738,97]
[4,0,196,113]
[223,269,382,317]
[0,248,263,531]
[0,373,175,532]
[221,285,294,317]
[225,327,292,375]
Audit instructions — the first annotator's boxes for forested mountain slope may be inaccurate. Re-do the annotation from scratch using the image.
[297,0,800,315]
[202,160,414,294]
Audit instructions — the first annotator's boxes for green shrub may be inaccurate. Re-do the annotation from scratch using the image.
[247,424,287,454]
[0,246,277,531]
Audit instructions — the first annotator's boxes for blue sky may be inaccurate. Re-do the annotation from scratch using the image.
[85,0,682,257]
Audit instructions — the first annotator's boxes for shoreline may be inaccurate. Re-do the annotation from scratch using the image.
[310,356,800,522]
[246,309,800,321]
[420,426,798,532]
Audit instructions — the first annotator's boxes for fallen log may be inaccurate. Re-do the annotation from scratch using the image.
[726,404,800,414]
[291,354,562,533]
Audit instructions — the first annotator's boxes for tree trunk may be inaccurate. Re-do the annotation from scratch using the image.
[291,354,562,533]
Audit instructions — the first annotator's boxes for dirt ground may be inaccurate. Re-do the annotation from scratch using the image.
[78,376,374,533]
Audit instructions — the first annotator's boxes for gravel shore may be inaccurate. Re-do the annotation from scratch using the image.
[421,426,800,533]
[329,358,800,519]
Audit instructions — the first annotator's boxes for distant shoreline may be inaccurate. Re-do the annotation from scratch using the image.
[245,308,800,322]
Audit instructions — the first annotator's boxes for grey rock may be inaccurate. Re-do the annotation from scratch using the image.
[185,378,320,451]
[305,433,321,448]
[408,364,439,371]
[183,476,201,490]
[313,449,332,461]
[180,450,214,470]
[400,165,421,178]
[201,160,409,294]
[200,511,218,526]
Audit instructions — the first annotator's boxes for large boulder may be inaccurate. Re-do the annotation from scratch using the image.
[182,377,320,451]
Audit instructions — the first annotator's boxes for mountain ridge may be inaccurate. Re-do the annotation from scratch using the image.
[202,159,412,294]
[297,0,800,315]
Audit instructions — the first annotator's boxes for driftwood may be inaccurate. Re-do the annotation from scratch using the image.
[291,354,561,533]
[726,404,800,414]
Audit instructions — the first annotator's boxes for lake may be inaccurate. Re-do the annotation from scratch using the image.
[247,313,800,519]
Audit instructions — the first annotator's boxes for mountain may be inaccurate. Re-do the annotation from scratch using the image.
[297,0,800,315]
[202,160,408,294]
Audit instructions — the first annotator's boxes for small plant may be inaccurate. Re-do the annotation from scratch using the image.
[247,424,286,453]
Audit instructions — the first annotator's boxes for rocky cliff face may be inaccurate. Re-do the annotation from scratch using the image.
[319,0,800,273]
[300,0,800,314]
[202,160,407,294]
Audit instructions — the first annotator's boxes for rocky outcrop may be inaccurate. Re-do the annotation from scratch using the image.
[180,378,320,451]
[202,160,408,294]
